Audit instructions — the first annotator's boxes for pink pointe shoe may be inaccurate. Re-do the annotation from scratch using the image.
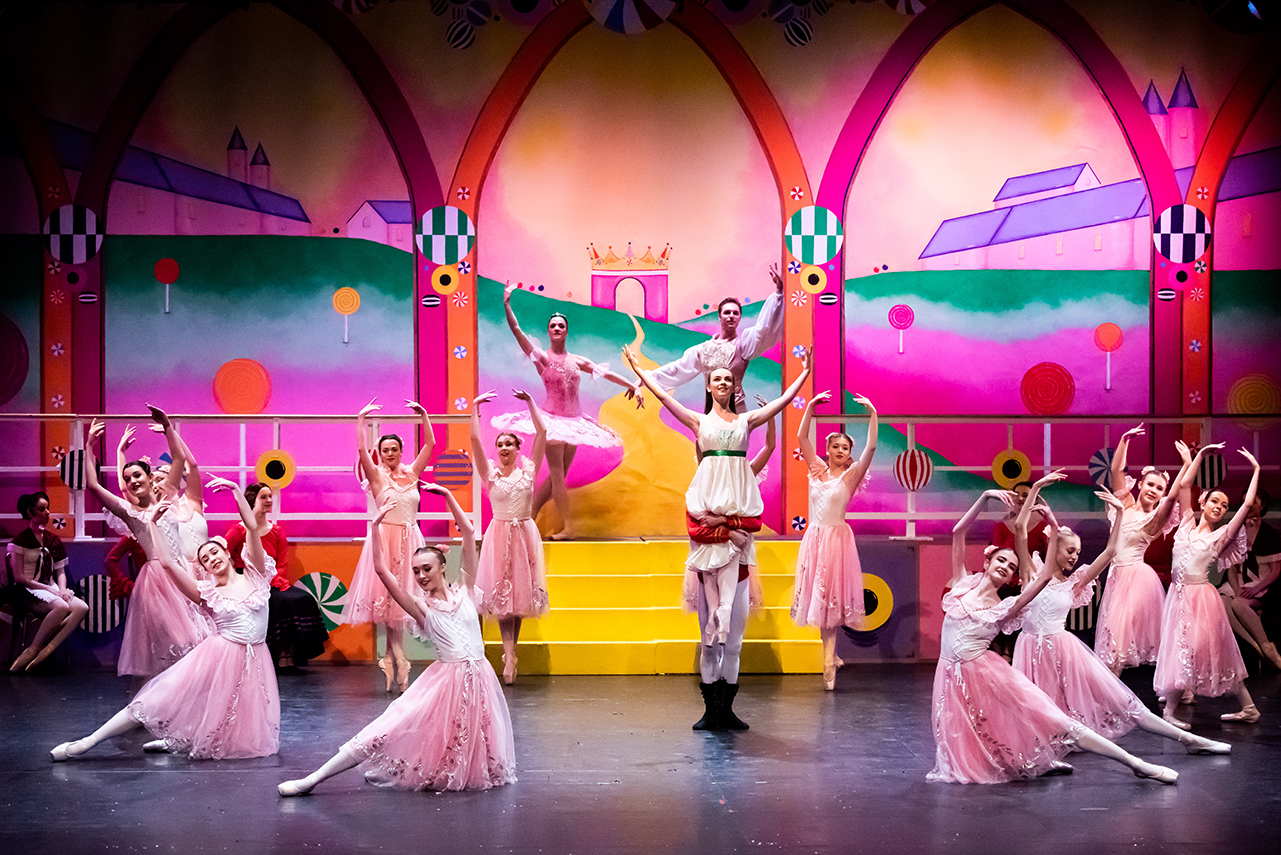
[1221,704,1260,723]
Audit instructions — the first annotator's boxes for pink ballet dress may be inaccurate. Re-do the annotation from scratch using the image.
[491,347,621,447]
[127,553,280,759]
[1013,571,1146,740]
[1093,500,1176,671]
[928,573,1085,784]
[116,504,212,678]
[475,456,548,618]
[342,584,516,791]
[791,464,866,630]
[1153,512,1249,701]
[340,477,426,626]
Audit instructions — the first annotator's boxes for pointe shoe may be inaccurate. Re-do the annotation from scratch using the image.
[502,653,517,685]
[549,528,576,541]
[1183,736,1232,755]
[1262,642,1281,670]
[143,739,170,753]
[277,779,314,797]
[50,739,88,762]
[10,647,37,672]
[394,654,410,693]
[1221,704,1260,723]
[1044,760,1074,775]
[377,655,394,693]
[1180,691,1196,705]
[1134,764,1178,785]
[1162,710,1192,731]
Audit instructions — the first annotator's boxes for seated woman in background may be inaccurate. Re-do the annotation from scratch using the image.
[1219,488,1281,670]
[225,482,329,669]
[5,492,89,671]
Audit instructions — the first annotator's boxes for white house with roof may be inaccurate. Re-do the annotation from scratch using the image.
[345,200,414,252]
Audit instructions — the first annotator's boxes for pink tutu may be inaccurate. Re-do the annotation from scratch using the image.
[343,658,516,791]
[476,518,548,618]
[491,410,620,448]
[1093,563,1165,670]
[118,559,212,678]
[1013,631,1146,740]
[928,651,1085,784]
[341,521,425,626]
[1154,582,1246,700]
[791,523,865,629]
[127,635,280,759]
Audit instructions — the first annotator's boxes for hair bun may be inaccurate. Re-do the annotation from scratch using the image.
[982,544,998,557]
[434,543,451,555]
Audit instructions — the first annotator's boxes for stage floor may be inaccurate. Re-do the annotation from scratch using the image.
[4,663,1280,854]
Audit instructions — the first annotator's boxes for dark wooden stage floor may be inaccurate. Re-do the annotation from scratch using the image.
[4,663,1280,854]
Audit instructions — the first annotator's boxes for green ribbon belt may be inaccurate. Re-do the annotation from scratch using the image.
[701,450,746,457]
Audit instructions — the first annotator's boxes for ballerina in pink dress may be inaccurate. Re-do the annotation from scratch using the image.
[116,422,209,573]
[83,414,210,679]
[473,389,548,685]
[340,399,435,693]
[791,390,878,691]
[492,282,643,540]
[1156,442,1262,726]
[929,488,1177,785]
[51,477,280,761]
[1094,424,1180,674]
[1010,472,1229,754]
[278,483,515,795]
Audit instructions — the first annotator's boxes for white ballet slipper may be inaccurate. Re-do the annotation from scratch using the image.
[1134,764,1178,785]
[1184,736,1231,755]
[50,739,89,762]
[277,779,314,797]
[143,739,170,753]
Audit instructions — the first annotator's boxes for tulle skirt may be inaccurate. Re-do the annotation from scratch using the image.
[491,411,620,448]
[341,522,424,626]
[475,518,548,618]
[791,523,866,629]
[118,559,212,678]
[128,636,280,759]
[1013,631,1146,740]
[343,658,516,791]
[267,586,329,663]
[1154,582,1247,700]
[1094,562,1165,671]
[928,651,1085,784]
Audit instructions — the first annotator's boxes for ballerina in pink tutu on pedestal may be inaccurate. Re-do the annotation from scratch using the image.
[493,282,643,540]
[278,483,515,795]
[791,390,877,691]
[51,477,280,761]
[340,399,435,694]
[1156,442,1262,727]
[929,488,1178,785]
[1094,424,1180,675]
[1010,471,1229,754]
[472,389,548,685]
[83,413,211,679]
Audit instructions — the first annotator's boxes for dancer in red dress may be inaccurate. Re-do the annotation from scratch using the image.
[929,488,1177,785]
[51,477,279,761]
[278,484,515,795]
[791,390,878,690]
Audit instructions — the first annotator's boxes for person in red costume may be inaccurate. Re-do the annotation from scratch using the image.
[225,483,328,669]
[104,536,147,599]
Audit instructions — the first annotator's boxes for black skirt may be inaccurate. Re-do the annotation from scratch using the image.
[266,585,329,664]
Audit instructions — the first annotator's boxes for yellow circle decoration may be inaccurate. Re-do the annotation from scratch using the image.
[991,449,1031,489]
[861,573,894,632]
[1227,373,1281,430]
[799,264,827,294]
[332,287,360,315]
[432,264,461,295]
[255,448,296,491]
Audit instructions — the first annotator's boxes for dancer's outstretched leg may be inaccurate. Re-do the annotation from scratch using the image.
[1074,728,1177,783]
[1133,709,1231,753]
[278,748,362,796]
[51,708,140,760]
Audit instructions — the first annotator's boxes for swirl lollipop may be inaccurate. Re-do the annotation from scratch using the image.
[1093,323,1123,391]
[888,304,914,354]
[333,287,361,343]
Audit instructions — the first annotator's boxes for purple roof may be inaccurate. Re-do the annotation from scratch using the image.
[993,164,1088,201]
[2,119,309,223]
[921,145,1280,258]
[363,200,414,224]
[1170,70,1198,109]
[1142,81,1167,116]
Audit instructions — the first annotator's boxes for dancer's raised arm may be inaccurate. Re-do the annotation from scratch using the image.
[403,400,436,479]
[1013,471,1066,584]
[952,490,1018,587]
[356,399,386,492]
[1069,491,1128,589]
[207,476,265,575]
[470,391,497,483]
[148,405,185,500]
[1005,544,1058,618]
[623,344,701,432]
[747,347,811,431]
[147,505,200,605]
[116,425,137,503]
[845,394,878,488]
[84,420,132,521]
[1175,440,1224,520]
[513,389,547,476]
[796,390,830,469]
[370,499,427,626]
[1221,450,1261,547]
[751,395,775,477]
[1111,424,1144,507]
[502,281,537,358]
[424,483,477,590]
[153,421,202,507]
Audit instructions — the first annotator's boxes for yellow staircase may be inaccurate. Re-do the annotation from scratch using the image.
[481,539,821,675]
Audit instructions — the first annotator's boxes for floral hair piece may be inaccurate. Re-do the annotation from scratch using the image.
[983,544,998,557]
[434,543,451,554]
[1139,465,1169,486]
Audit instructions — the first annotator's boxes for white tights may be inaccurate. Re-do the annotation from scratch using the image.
[697,577,749,683]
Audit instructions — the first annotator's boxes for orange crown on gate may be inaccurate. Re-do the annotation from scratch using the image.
[588,241,671,271]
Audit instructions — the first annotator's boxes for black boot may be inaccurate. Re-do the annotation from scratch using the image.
[718,680,749,730]
[693,682,718,730]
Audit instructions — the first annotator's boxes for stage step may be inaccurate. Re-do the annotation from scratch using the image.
[474,538,821,675]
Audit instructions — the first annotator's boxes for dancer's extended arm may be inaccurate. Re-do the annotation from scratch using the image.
[470,392,496,484]
[747,347,811,431]
[207,476,265,576]
[1072,492,1128,589]
[1220,450,1261,548]
[952,490,1018,588]
[149,405,185,500]
[84,420,133,524]
[356,399,387,494]
[1014,471,1066,584]
[153,421,202,507]
[844,394,878,490]
[147,505,200,605]
[403,400,436,479]
[116,425,138,504]
[1111,424,1144,507]
[1174,440,1223,524]
[751,396,775,477]
[502,281,537,359]
[623,345,701,433]
[424,483,477,591]
[796,390,829,469]
[513,389,548,477]
[371,499,427,626]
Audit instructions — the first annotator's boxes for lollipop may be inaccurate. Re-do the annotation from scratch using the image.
[893,448,933,539]
[155,258,179,314]
[1093,323,1123,391]
[888,304,914,354]
[333,287,361,343]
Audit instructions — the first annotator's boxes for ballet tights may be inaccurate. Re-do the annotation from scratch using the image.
[280,748,362,794]
[698,579,748,683]
[67,708,141,755]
